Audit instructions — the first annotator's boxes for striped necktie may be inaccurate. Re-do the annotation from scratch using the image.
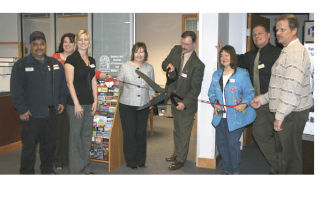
[253,49,261,95]
[179,54,184,73]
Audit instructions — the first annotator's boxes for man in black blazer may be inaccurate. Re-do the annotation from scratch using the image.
[239,24,281,174]
[162,31,205,170]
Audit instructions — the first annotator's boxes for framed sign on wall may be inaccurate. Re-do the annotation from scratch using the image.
[304,21,314,43]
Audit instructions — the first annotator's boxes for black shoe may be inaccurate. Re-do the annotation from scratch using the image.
[138,164,145,168]
[127,165,138,170]
[41,170,56,174]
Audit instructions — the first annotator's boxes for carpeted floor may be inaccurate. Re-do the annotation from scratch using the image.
[0,114,270,175]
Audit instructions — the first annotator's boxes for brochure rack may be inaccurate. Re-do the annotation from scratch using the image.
[90,80,124,172]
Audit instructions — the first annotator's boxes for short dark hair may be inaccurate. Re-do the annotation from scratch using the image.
[130,42,148,61]
[219,45,238,69]
[57,33,75,53]
[253,23,270,33]
[181,31,197,42]
[276,14,299,31]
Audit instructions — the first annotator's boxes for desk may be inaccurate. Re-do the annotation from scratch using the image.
[0,94,22,153]
[302,134,314,174]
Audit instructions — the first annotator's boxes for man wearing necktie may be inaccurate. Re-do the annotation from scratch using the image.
[237,24,281,174]
[162,31,205,170]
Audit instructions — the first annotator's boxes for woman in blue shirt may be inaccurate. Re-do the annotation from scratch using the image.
[208,45,256,174]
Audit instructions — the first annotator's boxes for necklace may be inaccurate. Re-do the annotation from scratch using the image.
[223,69,234,76]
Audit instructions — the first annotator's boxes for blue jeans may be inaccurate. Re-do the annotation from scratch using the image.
[216,118,244,174]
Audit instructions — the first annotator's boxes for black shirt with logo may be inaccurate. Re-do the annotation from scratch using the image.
[237,43,281,94]
[65,50,96,105]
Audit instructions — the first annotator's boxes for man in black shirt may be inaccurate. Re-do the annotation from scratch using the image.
[238,24,281,174]
[11,31,68,174]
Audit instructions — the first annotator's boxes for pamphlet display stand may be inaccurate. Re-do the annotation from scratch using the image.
[90,80,124,172]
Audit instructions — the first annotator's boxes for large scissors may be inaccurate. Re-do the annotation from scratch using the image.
[135,69,183,110]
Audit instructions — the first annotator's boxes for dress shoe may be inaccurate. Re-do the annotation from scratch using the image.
[138,164,145,168]
[168,161,184,170]
[85,171,95,175]
[127,165,138,170]
[165,154,177,162]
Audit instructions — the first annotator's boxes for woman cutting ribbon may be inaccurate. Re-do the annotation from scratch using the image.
[208,45,256,174]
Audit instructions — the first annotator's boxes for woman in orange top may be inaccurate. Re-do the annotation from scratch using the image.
[51,33,75,171]
[52,33,108,79]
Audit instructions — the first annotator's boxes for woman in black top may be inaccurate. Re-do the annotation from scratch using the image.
[65,29,98,174]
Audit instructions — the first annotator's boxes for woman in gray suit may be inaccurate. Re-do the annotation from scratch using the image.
[117,42,155,169]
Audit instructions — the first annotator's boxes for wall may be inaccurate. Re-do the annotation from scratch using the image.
[197,13,219,164]
[218,13,247,54]
[135,13,182,86]
[0,13,20,57]
[55,15,88,51]
[197,13,247,167]
[0,13,19,42]
[229,13,247,54]
[260,14,309,46]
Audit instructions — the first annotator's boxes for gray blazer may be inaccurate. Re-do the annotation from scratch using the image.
[117,61,155,107]
[162,45,205,114]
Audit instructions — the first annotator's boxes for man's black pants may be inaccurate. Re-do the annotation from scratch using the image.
[20,109,57,174]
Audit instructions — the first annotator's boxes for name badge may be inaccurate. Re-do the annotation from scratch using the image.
[181,72,187,78]
[258,64,265,69]
[89,64,96,68]
[229,78,235,83]
[25,67,34,72]
[53,64,60,70]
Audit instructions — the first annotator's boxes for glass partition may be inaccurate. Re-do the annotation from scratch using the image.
[21,13,55,56]
[92,13,134,77]
[55,13,88,52]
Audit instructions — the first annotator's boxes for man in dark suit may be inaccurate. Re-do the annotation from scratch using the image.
[162,31,205,170]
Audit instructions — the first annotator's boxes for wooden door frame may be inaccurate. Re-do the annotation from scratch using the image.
[182,14,199,54]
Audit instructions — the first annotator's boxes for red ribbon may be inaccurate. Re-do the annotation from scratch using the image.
[104,77,150,90]
[102,78,237,108]
[197,99,237,108]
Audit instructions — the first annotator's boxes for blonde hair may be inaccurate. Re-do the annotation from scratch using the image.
[75,29,91,55]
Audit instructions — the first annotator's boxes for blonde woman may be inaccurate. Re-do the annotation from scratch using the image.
[65,30,97,174]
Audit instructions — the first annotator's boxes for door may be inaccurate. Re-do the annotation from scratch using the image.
[182,13,199,162]
[243,13,270,146]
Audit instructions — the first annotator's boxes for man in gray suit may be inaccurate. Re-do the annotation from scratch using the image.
[162,31,205,170]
